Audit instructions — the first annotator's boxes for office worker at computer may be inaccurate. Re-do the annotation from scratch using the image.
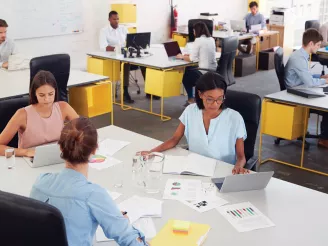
[0,71,78,157]
[176,22,217,106]
[238,1,266,54]
[285,29,328,148]
[30,117,148,246]
[0,19,15,69]
[140,72,249,174]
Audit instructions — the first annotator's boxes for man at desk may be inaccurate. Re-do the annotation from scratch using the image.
[285,29,328,148]
[238,1,266,54]
[0,19,15,69]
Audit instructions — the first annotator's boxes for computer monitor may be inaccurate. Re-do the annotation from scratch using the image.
[230,20,246,32]
[126,32,151,50]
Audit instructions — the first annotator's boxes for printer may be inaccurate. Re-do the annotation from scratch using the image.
[270,8,293,26]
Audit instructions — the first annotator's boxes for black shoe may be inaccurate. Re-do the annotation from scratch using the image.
[146,94,160,100]
[123,93,135,104]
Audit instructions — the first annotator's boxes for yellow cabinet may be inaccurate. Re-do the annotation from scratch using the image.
[172,33,187,47]
[111,4,137,23]
[261,101,306,140]
[69,82,112,118]
[145,68,184,98]
[87,56,120,82]
[128,27,137,33]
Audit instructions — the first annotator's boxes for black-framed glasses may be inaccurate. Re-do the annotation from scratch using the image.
[203,95,225,105]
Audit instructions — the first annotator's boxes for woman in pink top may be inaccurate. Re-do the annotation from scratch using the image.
[0,70,79,157]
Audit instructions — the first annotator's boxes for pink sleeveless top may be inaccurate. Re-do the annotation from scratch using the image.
[18,102,64,149]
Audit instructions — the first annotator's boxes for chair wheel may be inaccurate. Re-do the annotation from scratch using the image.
[304,142,310,150]
[274,139,280,145]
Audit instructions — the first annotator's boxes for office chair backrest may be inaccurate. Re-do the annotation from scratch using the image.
[274,47,285,91]
[30,54,70,102]
[0,190,68,246]
[225,90,261,162]
[217,36,238,86]
[0,97,29,148]
[188,19,213,42]
[305,20,320,31]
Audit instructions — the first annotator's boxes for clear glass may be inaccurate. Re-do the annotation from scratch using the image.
[132,154,145,187]
[141,152,164,194]
[113,161,124,188]
[5,148,15,169]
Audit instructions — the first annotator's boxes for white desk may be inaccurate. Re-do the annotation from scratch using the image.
[260,88,328,176]
[0,125,327,246]
[0,69,109,100]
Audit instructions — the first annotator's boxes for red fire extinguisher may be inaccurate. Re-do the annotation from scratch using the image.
[170,1,178,38]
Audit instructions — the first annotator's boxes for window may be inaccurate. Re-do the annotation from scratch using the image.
[320,0,328,24]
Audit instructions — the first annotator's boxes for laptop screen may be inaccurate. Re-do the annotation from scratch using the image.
[164,41,181,57]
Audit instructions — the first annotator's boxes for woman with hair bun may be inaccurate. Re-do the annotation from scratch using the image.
[30,117,148,246]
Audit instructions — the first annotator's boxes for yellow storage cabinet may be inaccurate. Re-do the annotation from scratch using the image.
[172,33,187,47]
[69,82,112,118]
[128,27,137,33]
[145,69,184,98]
[261,101,306,140]
[111,4,136,23]
[87,56,120,82]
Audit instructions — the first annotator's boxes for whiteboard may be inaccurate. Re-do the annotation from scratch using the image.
[0,0,84,40]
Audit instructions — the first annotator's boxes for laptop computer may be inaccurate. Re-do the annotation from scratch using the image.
[211,171,274,193]
[163,41,182,59]
[23,143,63,168]
[230,20,246,32]
[287,88,326,98]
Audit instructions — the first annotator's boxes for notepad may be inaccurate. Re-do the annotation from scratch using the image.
[163,154,216,177]
[150,220,211,246]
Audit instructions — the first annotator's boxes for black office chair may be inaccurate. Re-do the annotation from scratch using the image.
[188,19,213,42]
[0,190,68,246]
[30,54,70,102]
[225,90,262,171]
[0,97,29,148]
[217,36,238,86]
[305,20,320,31]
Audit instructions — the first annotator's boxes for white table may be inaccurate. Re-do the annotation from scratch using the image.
[0,125,327,246]
[0,69,109,100]
[260,88,328,176]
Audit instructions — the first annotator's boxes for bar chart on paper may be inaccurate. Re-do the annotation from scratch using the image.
[217,202,275,232]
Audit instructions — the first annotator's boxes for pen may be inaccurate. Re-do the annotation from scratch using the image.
[122,211,127,215]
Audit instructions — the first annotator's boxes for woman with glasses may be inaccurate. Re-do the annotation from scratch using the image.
[142,72,248,174]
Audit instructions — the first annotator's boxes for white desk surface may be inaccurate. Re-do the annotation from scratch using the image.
[87,46,221,70]
[317,47,328,55]
[0,125,327,246]
[265,87,328,111]
[0,69,109,100]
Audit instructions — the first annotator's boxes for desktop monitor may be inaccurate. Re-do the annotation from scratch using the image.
[126,32,151,50]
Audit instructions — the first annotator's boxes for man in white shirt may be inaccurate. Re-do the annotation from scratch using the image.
[0,19,15,69]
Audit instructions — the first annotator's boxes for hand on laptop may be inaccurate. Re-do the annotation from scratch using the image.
[24,148,35,158]
[176,54,183,59]
[232,165,250,175]
[2,62,8,69]
[320,74,328,79]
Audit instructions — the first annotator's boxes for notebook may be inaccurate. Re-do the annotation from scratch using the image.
[163,153,217,177]
[150,220,211,246]
[287,88,325,98]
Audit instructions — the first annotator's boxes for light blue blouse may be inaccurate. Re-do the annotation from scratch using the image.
[30,168,146,246]
[179,104,247,165]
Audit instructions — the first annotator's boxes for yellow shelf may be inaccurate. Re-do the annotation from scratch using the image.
[172,33,187,47]
[111,4,137,23]
[87,56,120,82]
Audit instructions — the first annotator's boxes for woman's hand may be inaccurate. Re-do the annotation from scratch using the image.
[136,151,152,156]
[24,148,35,158]
[232,165,250,175]
[176,53,183,59]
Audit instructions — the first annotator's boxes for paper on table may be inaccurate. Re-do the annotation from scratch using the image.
[217,202,275,232]
[106,190,121,201]
[98,138,130,156]
[89,152,122,170]
[163,179,202,201]
[180,196,228,213]
[96,218,157,242]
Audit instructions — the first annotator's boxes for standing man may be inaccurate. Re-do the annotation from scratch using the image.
[238,1,266,54]
[0,19,15,69]
[285,29,328,148]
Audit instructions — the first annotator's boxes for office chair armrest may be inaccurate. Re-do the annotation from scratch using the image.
[244,156,258,171]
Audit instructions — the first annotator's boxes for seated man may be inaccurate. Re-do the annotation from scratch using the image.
[0,19,15,69]
[285,28,328,148]
[238,1,266,54]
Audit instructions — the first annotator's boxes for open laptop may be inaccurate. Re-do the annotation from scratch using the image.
[8,54,30,71]
[211,171,274,193]
[163,41,182,59]
[230,20,246,32]
[23,143,63,168]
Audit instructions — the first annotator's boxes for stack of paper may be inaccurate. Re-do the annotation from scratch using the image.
[96,217,157,242]
[98,138,130,156]
[163,153,217,177]
[179,183,228,213]
[217,202,275,232]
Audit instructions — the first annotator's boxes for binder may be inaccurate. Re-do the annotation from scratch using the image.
[287,88,326,98]
[150,220,211,246]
